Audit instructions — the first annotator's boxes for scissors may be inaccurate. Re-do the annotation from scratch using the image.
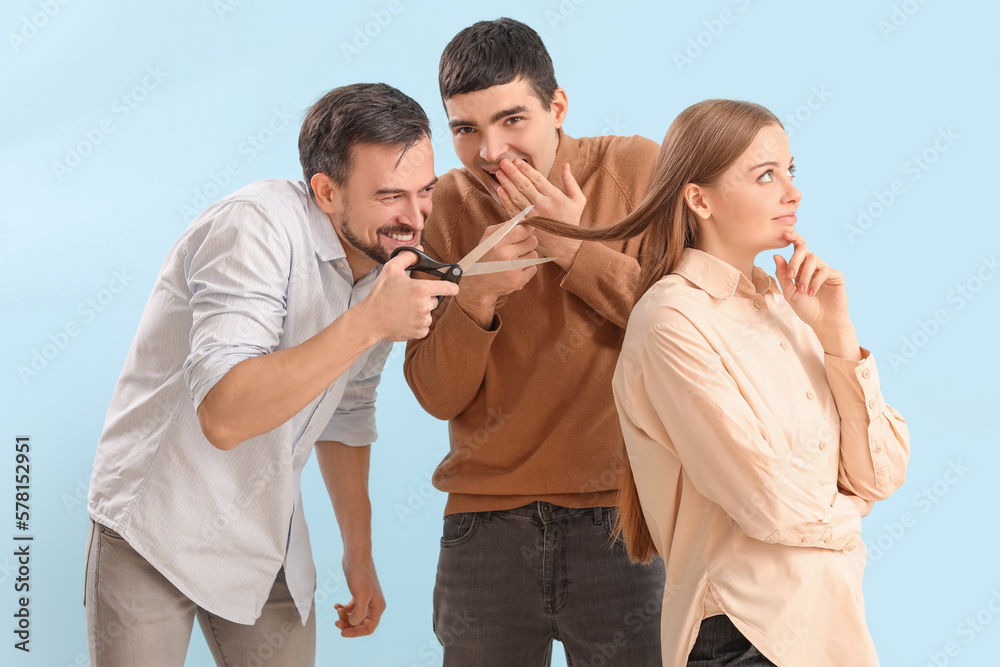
[388,205,555,310]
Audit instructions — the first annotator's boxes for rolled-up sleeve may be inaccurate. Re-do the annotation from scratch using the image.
[320,340,393,446]
[632,315,862,551]
[182,203,291,408]
[826,348,910,500]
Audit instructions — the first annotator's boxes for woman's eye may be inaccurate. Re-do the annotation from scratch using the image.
[787,165,796,178]
[758,170,773,183]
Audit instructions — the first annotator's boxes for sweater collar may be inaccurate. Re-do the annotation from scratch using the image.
[546,129,580,190]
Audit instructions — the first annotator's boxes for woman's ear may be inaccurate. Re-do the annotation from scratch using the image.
[683,183,712,220]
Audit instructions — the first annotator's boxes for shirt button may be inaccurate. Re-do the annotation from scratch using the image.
[806,390,815,400]
[875,443,884,453]
[869,399,878,410]
[754,300,763,309]
[336,260,346,268]
[818,539,827,547]
[861,369,871,380]
[306,426,312,433]
[780,341,790,350]
[818,441,827,451]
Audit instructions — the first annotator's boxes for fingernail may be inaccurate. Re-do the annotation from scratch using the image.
[788,270,794,279]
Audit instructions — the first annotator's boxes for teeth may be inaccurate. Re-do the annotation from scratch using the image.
[387,232,414,241]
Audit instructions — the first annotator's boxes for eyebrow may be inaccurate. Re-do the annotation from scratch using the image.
[374,176,438,196]
[448,105,531,129]
[748,157,795,172]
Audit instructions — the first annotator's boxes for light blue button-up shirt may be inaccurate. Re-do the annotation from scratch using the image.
[88,179,392,624]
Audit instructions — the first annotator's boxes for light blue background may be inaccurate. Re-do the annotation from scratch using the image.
[2,1,997,665]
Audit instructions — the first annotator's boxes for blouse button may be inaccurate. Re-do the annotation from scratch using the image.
[875,443,884,453]
[780,341,790,350]
[869,399,878,410]
[818,441,827,451]
[806,390,815,400]
[861,368,871,379]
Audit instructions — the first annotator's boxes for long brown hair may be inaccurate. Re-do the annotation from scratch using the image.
[532,99,782,563]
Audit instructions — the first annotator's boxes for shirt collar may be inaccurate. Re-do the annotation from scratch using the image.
[673,248,780,300]
[305,186,385,284]
[306,188,349,263]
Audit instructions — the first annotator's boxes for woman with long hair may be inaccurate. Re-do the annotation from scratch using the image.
[522,100,910,666]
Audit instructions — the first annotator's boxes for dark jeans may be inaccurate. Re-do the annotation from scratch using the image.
[433,502,665,666]
[688,615,777,666]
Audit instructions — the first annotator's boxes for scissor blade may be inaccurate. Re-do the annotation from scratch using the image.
[456,205,534,272]
[461,257,556,276]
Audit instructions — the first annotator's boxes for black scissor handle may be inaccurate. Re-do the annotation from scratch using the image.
[389,246,463,310]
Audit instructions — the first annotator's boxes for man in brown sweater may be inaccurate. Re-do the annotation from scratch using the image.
[404,18,665,664]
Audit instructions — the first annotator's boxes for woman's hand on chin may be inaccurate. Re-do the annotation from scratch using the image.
[773,231,862,360]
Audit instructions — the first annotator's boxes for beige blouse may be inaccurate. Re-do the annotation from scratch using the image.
[613,248,909,666]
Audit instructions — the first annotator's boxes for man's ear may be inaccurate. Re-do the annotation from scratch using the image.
[683,183,712,221]
[550,87,568,129]
[311,173,342,215]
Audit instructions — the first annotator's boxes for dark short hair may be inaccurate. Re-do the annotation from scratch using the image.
[298,83,430,193]
[439,18,558,109]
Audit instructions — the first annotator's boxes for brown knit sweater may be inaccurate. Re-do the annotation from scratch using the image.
[403,131,660,514]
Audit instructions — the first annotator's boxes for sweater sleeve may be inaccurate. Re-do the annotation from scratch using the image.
[559,240,639,330]
[403,183,500,420]
[556,136,659,330]
[403,289,501,420]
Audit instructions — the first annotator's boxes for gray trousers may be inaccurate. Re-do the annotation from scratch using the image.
[688,615,778,666]
[433,502,666,666]
[84,520,316,666]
